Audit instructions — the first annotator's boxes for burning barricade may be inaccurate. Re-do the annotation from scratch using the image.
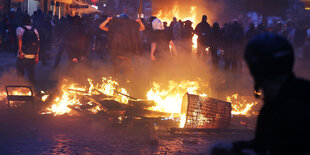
[0,76,259,132]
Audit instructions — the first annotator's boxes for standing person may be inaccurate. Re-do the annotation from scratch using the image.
[150,18,177,62]
[230,21,245,72]
[99,14,145,79]
[194,15,211,59]
[209,22,222,69]
[16,15,40,86]
[211,33,310,155]
[222,23,233,71]
[53,16,70,68]
[8,9,18,53]
[93,15,108,61]
[245,23,257,42]
[169,17,178,30]
[173,19,182,42]
[64,16,90,65]
[257,23,267,34]
[33,9,51,65]
[271,22,283,36]
[293,22,306,59]
[181,20,194,55]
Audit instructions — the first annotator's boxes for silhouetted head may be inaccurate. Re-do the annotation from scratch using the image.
[212,22,220,30]
[119,13,129,20]
[249,23,255,29]
[184,20,192,27]
[72,15,82,26]
[163,22,168,28]
[23,15,32,26]
[37,9,42,13]
[244,33,294,96]
[173,17,177,22]
[149,16,157,24]
[202,15,207,22]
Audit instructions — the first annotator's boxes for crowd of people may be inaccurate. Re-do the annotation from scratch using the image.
[1,8,310,84]
[1,8,310,155]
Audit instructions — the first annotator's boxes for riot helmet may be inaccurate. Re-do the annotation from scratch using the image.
[244,33,294,97]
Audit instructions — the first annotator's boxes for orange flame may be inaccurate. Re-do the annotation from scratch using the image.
[226,94,257,116]
[146,80,207,127]
[43,77,129,116]
[0,88,32,101]
[154,5,198,52]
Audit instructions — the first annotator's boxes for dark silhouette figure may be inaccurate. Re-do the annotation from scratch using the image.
[181,20,194,54]
[211,33,310,155]
[245,23,257,42]
[209,22,222,69]
[16,15,40,86]
[64,16,90,65]
[194,15,211,58]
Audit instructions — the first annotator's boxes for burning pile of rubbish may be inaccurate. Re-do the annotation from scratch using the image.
[0,76,259,130]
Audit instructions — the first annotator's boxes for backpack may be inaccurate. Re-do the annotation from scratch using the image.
[22,26,39,54]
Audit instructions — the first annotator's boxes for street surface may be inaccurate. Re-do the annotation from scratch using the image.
[0,46,309,154]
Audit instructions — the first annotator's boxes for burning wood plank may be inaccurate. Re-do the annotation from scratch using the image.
[82,95,108,112]
[128,100,156,109]
[125,106,171,118]
[113,90,138,100]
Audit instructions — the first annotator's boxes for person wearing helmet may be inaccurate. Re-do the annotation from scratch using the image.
[211,33,310,155]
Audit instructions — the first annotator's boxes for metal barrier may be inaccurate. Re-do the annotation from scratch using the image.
[5,85,35,112]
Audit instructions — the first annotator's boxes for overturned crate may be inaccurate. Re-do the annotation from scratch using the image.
[180,93,231,129]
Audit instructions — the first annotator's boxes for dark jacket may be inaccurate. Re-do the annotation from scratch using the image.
[108,19,143,58]
[194,21,211,46]
[65,26,90,60]
[234,75,310,154]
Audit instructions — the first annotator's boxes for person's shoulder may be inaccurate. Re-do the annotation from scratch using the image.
[285,77,310,100]
[293,78,310,88]
[16,26,25,33]
[17,25,25,30]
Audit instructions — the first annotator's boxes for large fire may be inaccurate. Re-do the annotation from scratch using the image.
[43,77,130,116]
[0,1,258,128]
[154,5,199,52]
[155,6,198,26]
[146,80,208,128]
[146,80,204,114]
[0,78,259,123]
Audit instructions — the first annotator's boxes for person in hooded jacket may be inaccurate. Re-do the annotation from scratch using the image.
[211,33,310,155]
